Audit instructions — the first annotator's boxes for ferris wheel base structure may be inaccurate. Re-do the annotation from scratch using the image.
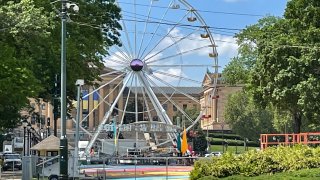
[80,0,219,156]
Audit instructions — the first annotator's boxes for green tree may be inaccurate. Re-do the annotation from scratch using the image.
[224,91,275,141]
[222,16,280,85]
[248,0,320,133]
[0,0,50,127]
[0,0,121,128]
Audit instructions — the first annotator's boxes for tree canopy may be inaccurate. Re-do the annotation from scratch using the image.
[223,0,320,134]
[0,0,121,129]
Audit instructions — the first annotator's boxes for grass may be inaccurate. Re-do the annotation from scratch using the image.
[199,168,320,180]
[209,145,257,154]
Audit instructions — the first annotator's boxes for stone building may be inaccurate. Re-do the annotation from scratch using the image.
[24,69,242,136]
[200,72,243,132]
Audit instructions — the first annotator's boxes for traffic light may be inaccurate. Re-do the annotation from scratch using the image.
[53,98,60,118]
[47,117,50,126]
[54,74,61,97]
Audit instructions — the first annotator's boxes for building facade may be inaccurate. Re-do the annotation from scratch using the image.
[200,72,243,131]
[24,69,242,135]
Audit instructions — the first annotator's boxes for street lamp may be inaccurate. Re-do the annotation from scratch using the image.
[59,1,79,179]
[22,119,28,156]
[74,79,84,178]
[27,122,31,156]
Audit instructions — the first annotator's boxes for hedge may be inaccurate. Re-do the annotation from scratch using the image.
[209,138,259,147]
[190,145,320,180]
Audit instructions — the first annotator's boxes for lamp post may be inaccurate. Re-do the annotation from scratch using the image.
[27,123,31,156]
[58,1,79,178]
[74,79,84,177]
[22,119,28,156]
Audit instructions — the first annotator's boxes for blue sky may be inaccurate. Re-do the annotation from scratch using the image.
[187,0,288,68]
[105,0,288,87]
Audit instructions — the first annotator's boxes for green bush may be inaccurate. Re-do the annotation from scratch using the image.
[209,138,259,147]
[208,133,242,140]
[190,145,320,179]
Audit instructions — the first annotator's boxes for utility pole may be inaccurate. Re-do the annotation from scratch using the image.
[74,79,84,177]
[60,0,68,179]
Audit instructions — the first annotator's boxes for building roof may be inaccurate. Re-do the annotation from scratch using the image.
[31,135,74,151]
[123,86,203,96]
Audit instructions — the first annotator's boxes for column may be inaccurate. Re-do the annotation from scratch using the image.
[99,87,105,123]
[88,87,94,130]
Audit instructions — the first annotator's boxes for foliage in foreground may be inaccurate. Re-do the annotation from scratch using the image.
[190,145,320,179]
[198,168,320,180]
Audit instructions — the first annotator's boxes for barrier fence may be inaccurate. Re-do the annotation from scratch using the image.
[260,132,320,149]
[28,155,200,179]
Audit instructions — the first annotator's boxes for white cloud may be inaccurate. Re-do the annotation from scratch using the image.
[152,68,187,85]
[213,34,238,59]
[103,51,130,70]
[155,28,238,59]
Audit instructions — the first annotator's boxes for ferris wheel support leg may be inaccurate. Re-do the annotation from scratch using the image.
[85,72,133,155]
[137,72,175,144]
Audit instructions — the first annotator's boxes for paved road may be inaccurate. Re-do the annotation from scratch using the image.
[0,170,22,180]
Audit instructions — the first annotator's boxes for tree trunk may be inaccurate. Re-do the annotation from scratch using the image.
[293,112,301,133]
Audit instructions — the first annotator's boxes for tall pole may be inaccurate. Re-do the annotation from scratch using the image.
[75,80,84,177]
[23,127,26,156]
[60,0,68,179]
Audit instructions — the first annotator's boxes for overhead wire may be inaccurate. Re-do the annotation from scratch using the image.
[117,1,264,17]
[70,21,237,44]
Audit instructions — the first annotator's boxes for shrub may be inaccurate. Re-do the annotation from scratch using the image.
[190,145,320,179]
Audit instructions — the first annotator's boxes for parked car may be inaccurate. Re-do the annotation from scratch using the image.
[2,153,22,171]
[205,152,222,157]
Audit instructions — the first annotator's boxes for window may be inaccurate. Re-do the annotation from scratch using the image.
[183,104,187,110]
[193,104,197,109]
[163,104,168,111]
[41,103,46,110]
[173,106,177,111]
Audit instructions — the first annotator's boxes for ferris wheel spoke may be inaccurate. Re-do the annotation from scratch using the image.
[82,72,126,100]
[146,44,212,64]
[137,76,160,145]
[115,0,134,58]
[99,69,122,78]
[148,73,199,104]
[85,72,134,155]
[146,75,195,124]
[150,64,218,67]
[141,10,190,61]
[137,0,154,58]
[104,58,128,66]
[80,78,125,125]
[108,51,130,64]
[152,70,203,86]
[144,27,201,62]
[137,73,171,125]
[139,0,173,59]
[114,46,131,62]
[137,72,176,144]
[117,76,134,139]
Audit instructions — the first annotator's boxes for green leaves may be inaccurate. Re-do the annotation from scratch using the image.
[0,0,121,129]
[190,145,320,179]
[224,91,274,141]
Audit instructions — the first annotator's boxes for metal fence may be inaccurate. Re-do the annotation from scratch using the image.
[28,155,200,179]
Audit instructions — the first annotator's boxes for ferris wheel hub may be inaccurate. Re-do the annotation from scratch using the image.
[130,59,144,71]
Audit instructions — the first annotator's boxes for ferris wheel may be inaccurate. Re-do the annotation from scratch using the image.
[80,0,219,154]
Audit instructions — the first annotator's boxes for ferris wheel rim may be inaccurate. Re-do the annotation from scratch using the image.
[81,0,219,153]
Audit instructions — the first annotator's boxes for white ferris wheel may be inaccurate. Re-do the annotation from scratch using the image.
[80,0,219,154]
